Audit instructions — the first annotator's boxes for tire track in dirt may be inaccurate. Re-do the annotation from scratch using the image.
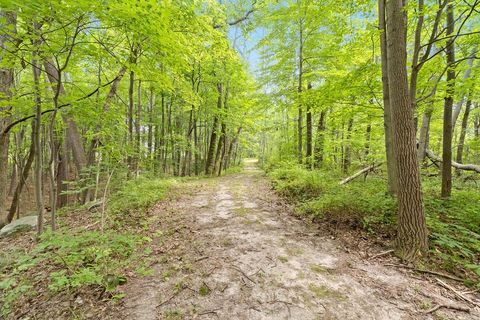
[120,160,480,320]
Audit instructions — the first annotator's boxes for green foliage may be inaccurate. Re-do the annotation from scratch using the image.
[0,176,175,316]
[108,178,174,215]
[268,162,480,283]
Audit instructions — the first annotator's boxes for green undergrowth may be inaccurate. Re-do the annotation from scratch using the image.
[0,177,176,317]
[266,161,480,285]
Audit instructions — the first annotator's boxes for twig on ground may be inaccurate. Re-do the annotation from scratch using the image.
[157,287,183,307]
[368,249,394,260]
[231,265,256,284]
[195,256,209,262]
[435,278,479,307]
[384,263,465,282]
[424,303,470,314]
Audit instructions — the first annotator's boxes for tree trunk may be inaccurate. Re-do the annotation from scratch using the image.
[306,83,313,167]
[385,0,428,260]
[455,99,471,176]
[378,0,397,196]
[0,11,16,219]
[5,126,35,226]
[297,21,304,164]
[441,1,455,198]
[342,118,353,174]
[314,111,326,168]
[205,83,222,175]
[135,79,142,176]
[32,36,44,236]
[417,106,433,162]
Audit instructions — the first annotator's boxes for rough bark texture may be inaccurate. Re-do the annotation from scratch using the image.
[385,0,428,261]
[0,11,16,219]
[378,0,397,196]
[441,1,455,198]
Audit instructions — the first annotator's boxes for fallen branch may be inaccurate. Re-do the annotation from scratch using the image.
[339,163,382,185]
[426,148,480,173]
[368,249,394,260]
[435,278,479,307]
[385,263,465,282]
[424,303,470,314]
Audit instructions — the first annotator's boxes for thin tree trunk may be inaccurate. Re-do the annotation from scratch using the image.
[343,118,353,174]
[205,83,222,175]
[5,125,35,226]
[135,79,142,176]
[385,0,428,260]
[306,83,313,167]
[32,34,44,236]
[455,99,471,176]
[314,111,326,168]
[417,106,434,162]
[441,1,455,198]
[297,20,304,164]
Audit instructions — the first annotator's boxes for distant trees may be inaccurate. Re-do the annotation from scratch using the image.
[257,0,480,261]
[0,0,255,232]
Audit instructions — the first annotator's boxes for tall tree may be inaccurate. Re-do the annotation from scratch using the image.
[385,0,428,260]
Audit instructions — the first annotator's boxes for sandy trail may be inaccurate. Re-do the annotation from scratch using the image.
[120,160,480,320]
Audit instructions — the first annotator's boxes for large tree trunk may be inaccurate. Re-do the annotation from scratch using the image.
[455,99,471,176]
[0,11,16,219]
[378,0,397,196]
[385,0,428,260]
[43,59,87,173]
[441,1,455,198]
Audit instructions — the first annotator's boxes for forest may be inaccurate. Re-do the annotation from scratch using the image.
[0,0,480,318]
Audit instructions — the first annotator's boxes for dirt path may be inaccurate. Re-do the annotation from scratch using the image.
[119,160,480,320]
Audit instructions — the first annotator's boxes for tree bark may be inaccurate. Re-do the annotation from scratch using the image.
[417,106,434,162]
[441,1,455,198]
[385,0,428,260]
[314,110,326,168]
[0,11,16,219]
[32,32,44,236]
[205,83,222,175]
[297,19,304,164]
[455,99,471,175]
[5,126,35,227]
[378,0,397,196]
[306,83,313,167]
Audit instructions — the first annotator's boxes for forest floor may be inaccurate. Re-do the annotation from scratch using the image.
[115,159,480,320]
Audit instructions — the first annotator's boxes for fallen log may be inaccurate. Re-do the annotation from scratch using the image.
[425,149,480,173]
[339,163,382,185]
